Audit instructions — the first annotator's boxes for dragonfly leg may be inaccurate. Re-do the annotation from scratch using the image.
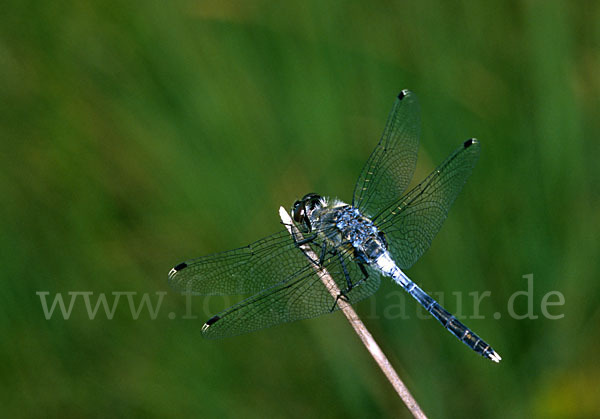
[310,241,333,267]
[291,233,323,266]
[329,254,370,312]
[354,262,370,288]
[318,241,330,265]
[293,234,317,246]
[331,293,350,312]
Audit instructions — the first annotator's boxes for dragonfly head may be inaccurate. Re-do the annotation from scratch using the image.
[291,193,323,232]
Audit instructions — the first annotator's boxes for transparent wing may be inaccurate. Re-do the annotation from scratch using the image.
[373,139,481,270]
[168,229,310,296]
[352,90,420,218]
[200,246,381,339]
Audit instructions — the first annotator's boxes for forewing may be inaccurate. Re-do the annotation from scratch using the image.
[168,229,309,296]
[374,139,481,269]
[201,247,381,338]
[353,90,420,218]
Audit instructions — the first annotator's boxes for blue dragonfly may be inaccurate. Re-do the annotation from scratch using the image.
[169,90,501,362]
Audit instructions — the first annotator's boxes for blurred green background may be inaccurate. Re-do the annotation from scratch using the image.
[2,1,599,418]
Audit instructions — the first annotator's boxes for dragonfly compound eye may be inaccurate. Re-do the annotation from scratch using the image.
[292,200,306,223]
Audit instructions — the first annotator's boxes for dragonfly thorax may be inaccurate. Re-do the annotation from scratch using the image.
[293,195,388,265]
[330,205,387,264]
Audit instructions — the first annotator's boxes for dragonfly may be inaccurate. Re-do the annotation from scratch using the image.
[169,90,501,363]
